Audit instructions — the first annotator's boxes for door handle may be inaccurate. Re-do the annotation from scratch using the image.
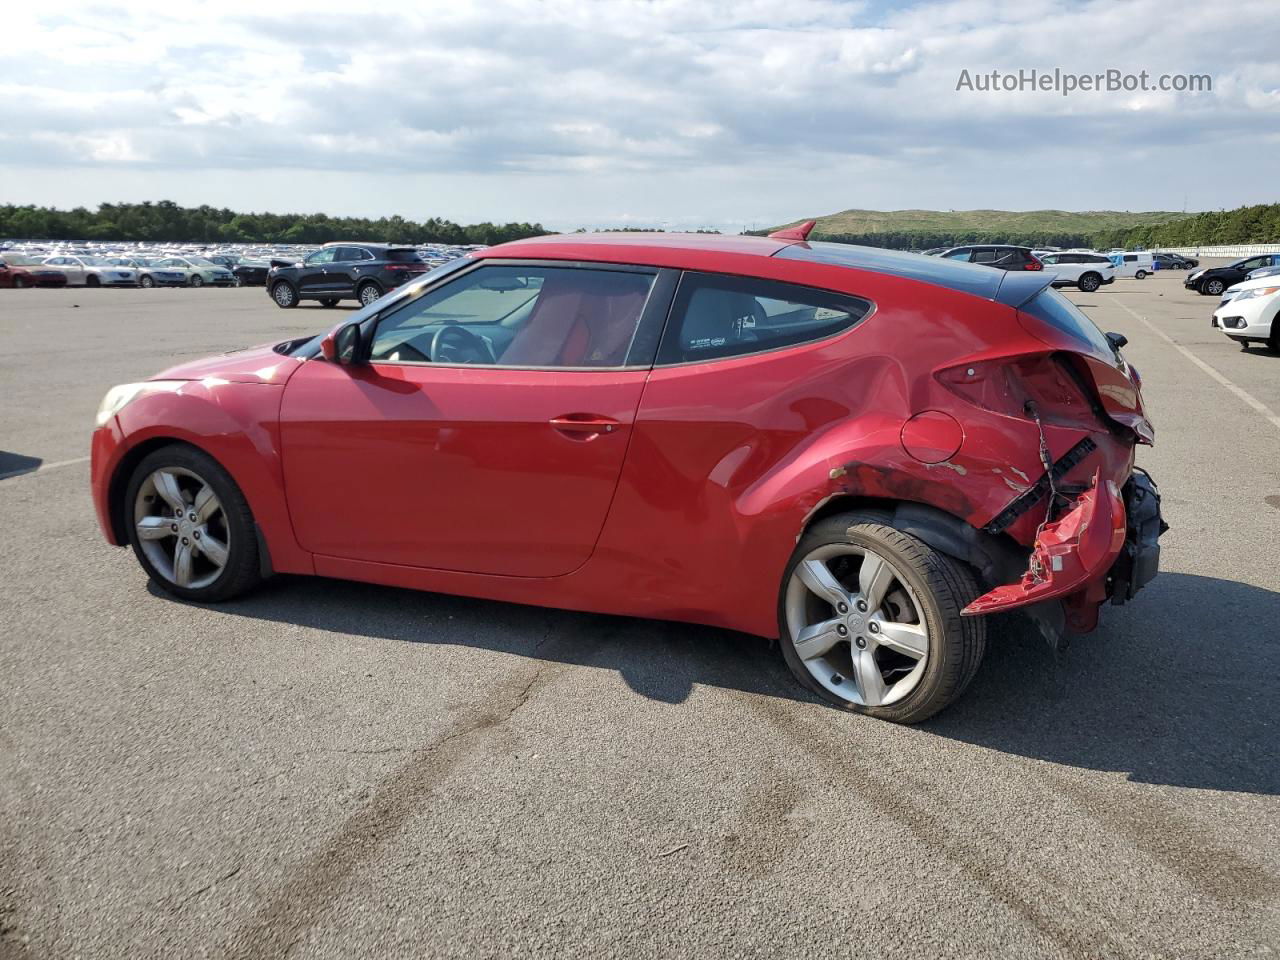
[549,414,621,438]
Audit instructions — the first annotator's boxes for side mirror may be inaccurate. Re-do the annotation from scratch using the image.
[1105,331,1128,352]
[320,323,362,365]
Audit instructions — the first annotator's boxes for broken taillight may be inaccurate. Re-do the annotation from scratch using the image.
[936,354,1096,427]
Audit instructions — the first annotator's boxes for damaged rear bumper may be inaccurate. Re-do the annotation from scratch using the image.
[961,469,1166,629]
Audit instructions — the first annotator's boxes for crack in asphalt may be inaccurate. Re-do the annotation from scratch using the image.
[223,633,559,960]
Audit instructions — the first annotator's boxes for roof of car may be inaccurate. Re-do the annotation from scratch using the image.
[479,232,1047,305]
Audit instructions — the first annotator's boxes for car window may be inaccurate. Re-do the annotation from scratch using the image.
[1040,255,1060,265]
[657,272,871,365]
[333,247,367,262]
[1238,257,1267,270]
[306,249,337,265]
[943,250,971,261]
[385,249,423,263]
[370,264,656,368]
[1123,255,1137,262]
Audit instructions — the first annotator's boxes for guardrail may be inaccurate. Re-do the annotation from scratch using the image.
[1151,244,1280,257]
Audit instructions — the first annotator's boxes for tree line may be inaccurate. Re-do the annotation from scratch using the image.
[749,203,1280,251]
[0,201,548,246]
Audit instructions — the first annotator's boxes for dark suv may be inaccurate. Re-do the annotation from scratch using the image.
[936,245,1044,272]
[267,243,431,308]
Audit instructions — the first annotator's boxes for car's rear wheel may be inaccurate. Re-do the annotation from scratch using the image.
[1077,272,1101,293]
[779,512,986,724]
[125,445,261,602]
[86,274,100,288]
[357,281,383,307]
[1135,269,1148,279]
[1203,278,1225,296]
[140,275,155,289]
[272,281,298,308]
[189,274,204,288]
[320,297,339,307]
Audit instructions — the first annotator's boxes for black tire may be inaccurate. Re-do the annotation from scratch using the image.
[1203,278,1225,296]
[86,274,101,288]
[189,274,204,288]
[357,281,383,307]
[778,512,987,724]
[1077,272,1102,293]
[124,444,262,603]
[140,275,155,289]
[1135,270,1147,280]
[12,277,27,289]
[271,281,298,308]
[320,297,339,308]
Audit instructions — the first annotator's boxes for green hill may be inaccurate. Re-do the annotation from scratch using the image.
[759,208,1197,250]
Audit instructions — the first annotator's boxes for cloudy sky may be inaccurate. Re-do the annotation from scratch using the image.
[3,0,1278,231]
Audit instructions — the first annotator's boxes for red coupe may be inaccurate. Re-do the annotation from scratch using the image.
[0,254,69,288]
[90,227,1164,722]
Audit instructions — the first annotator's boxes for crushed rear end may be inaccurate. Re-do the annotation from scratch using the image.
[938,283,1167,634]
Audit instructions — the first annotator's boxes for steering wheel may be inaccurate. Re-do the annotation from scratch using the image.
[429,325,495,364]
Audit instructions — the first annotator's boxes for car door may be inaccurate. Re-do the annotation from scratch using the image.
[297,248,338,295]
[329,247,369,296]
[63,257,87,283]
[278,260,674,577]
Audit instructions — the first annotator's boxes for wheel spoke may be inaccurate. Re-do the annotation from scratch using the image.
[173,541,194,587]
[135,516,173,541]
[852,648,887,706]
[858,553,896,612]
[797,559,852,609]
[793,618,844,661]
[153,470,186,513]
[198,533,228,568]
[873,619,928,659]
[193,484,219,523]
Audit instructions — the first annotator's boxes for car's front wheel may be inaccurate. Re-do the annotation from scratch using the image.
[86,274,100,288]
[1077,272,1102,293]
[271,281,298,308]
[139,275,155,289]
[12,277,27,289]
[779,512,986,724]
[189,274,204,288]
[125,445,262,602]
[1202,278,1225,296]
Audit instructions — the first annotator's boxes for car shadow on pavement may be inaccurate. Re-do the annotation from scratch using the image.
[196,569,1277,796]
[924,572,1279,796]
[0,451,42,480]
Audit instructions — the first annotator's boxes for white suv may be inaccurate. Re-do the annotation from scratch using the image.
[1211,276,1280,351]
[1036,252,1116,293]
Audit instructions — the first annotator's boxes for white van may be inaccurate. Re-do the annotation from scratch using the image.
[1107,251,1155,279]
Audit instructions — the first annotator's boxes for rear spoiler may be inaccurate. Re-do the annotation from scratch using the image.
[994,271,1054,307]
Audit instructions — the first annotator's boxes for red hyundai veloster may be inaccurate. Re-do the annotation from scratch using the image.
[91,227,1164,723]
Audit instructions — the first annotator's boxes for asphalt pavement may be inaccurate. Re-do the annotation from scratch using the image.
[1,274,1277,959]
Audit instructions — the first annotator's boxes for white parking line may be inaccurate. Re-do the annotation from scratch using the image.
[1113,300,1280,434]
[0,456,91,482]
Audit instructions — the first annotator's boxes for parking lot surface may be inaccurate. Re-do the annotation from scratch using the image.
[2,276,1278,959]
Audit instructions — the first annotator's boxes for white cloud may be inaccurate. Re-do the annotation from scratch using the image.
[1,0,1277,228]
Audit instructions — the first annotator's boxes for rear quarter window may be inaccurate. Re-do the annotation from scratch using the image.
[385,249,424,262]
[658,272,871,364]
[1020,288,1114,357]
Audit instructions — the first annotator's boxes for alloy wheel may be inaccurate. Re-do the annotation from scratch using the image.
[273,283,295,306]
[784,544,930,707]
[359,284,380,306]
[133,467,230,589]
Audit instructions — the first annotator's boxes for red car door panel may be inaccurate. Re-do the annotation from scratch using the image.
[278,359,647,577]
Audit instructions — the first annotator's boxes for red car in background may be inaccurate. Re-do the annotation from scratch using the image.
[90,226,1164,723]
[0,254,69,288]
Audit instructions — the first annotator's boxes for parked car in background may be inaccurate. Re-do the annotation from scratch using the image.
[268,243,433,308]
[1245,264,1280,282]
[91,230,1162,724]
[206,255,239,270]
[40,256,139,287]
[1186,255,1278,296]
[936,245,1044,272]
[1211,275,1280,350]
[231,261,271,286]
[150,256,238,287]
[0,255,69,288]
[1154,253,1197,270]
[1036,252,1116,292]
[133,259,193,288]
[1107,252,1155,279]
